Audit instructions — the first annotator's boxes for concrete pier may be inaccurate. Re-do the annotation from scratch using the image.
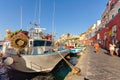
[65,46,120,80]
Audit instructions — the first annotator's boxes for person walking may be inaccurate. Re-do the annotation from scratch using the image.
[94,42,99,53]
[115,41,120,56]
[109,43,115,56]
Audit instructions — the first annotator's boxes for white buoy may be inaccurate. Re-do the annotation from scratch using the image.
[3,57,14,66]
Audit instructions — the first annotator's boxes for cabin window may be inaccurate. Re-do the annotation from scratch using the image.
[118,8,120,13]
[0,45,3,50]
[30,41,33,46]
[46,41,52,46]
[34,40,45,47]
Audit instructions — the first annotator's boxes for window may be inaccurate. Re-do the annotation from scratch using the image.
[111,3,114,10]
[118,8,120,13]
[0,45,3,50]
[30,41,32,45]
[112,15,114,18]
[46,41,52,46]
[33,40,45,47]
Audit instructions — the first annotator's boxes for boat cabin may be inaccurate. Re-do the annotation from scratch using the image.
[29,39,53,54]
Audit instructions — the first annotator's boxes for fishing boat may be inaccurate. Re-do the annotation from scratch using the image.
[69,45,85,54]
[2,28,69,73]
[69,47,82,54]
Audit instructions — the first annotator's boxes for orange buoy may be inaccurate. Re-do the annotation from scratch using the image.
[66,55,70,60]
[6,29,11,34]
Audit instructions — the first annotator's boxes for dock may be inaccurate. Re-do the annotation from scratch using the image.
[65,46,120,80]
[65,46,87,80]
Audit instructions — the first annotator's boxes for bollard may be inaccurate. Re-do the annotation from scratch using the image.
[72,67,81,74]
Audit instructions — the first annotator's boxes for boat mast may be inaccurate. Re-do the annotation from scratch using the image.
[34,0,41,27]
[29,0,42,39]
[20,7,23,29]
[52,0,56,43]
[38,0,41,38]
[38,0,41,28]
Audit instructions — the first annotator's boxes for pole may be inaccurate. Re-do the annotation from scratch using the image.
[58,52,73,69]
[57,52,81,74]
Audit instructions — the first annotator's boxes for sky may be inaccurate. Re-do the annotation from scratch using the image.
[0,0,108,40]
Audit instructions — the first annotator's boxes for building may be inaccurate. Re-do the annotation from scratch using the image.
[97,0,120,49]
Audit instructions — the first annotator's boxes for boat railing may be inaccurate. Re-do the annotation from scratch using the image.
[30,62,43,71]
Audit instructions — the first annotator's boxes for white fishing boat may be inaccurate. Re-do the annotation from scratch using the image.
[2,28,69,73]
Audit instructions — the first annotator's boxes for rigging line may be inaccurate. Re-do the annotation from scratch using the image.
[52,0,55,38]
